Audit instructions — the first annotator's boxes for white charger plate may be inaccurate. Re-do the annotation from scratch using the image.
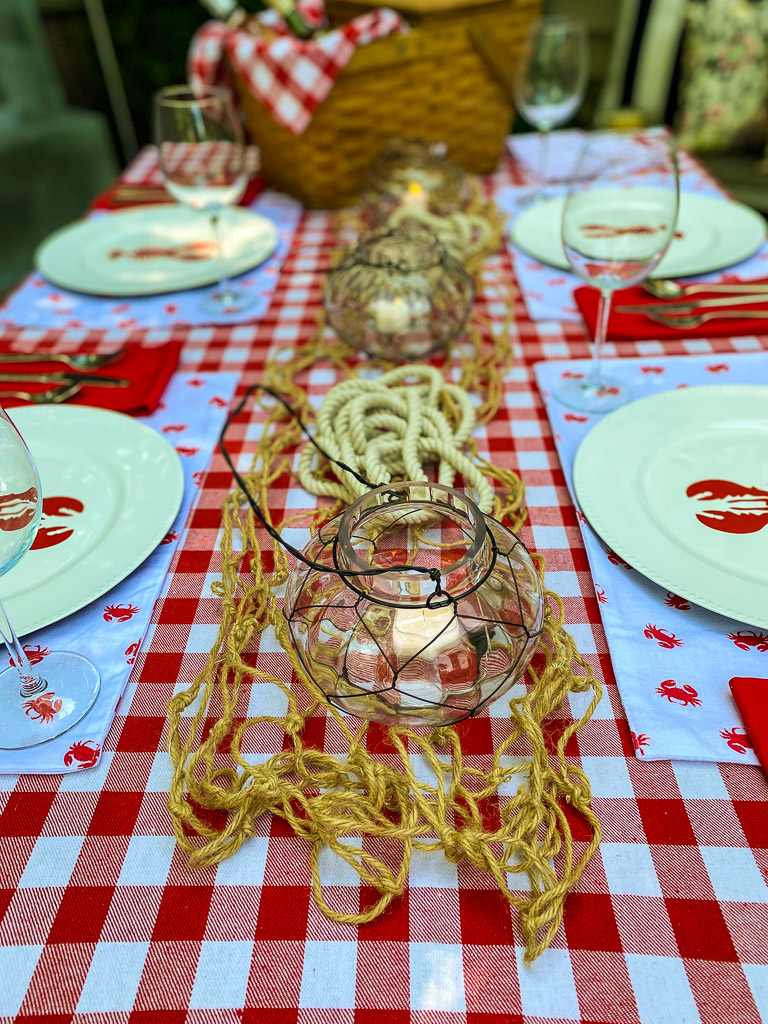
[512,191,767,279]
[1,406,184,636]
[573,385,768,628]
[35,205,278,296]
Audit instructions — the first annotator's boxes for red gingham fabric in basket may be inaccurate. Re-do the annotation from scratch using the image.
[188,3,407,134]
[1,148,768,1023]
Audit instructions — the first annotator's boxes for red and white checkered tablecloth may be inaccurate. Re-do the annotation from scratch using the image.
[1,149,768,1024]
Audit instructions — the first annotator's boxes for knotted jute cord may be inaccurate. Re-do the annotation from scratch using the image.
[166,289,603,963]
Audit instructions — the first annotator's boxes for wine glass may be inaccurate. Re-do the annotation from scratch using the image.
[555,132,680,413]
[0,406,100,749]
[512,15,589,192]
[153,84,252,316]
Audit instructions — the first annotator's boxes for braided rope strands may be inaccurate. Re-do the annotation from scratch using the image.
[298,364,494,511]
[166,290,603,963]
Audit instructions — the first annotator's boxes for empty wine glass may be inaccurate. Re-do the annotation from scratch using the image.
[555,132,680,412]
[0,406,100,749]
[153,84,252,316]
[513,15,589,191]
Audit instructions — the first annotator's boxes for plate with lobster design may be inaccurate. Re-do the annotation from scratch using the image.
[1,405,183,636]
[35,205,278,296]
[573,385,768,629]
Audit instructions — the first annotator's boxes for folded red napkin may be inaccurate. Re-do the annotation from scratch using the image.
[90,175,265,212]
[574,279,768,340]
[0,340,182,416]
[729,676,768,774]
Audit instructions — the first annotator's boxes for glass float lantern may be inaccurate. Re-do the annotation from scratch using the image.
[324,226,474,361]
[284,482,544,727]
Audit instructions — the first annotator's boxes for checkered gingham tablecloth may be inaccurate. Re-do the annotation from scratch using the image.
[1,147,768,1024]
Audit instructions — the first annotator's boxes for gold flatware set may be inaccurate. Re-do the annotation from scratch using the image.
[613,281,768,330]
[0,348,128,403]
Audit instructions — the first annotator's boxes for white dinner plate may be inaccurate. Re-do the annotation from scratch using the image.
[1,406,184,636]
[512,191,767,279]
[35,205,278,296]
[573,386,768,628]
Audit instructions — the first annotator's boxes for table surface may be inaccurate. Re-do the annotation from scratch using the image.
[1,149,768,1024]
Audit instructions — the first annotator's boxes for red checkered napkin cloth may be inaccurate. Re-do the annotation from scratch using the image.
[188,1,407,134]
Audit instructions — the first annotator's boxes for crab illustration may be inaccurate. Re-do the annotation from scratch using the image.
[644,624,684,649]
[720,726,752,755]
[175,446,200,458]
[161,424,188,434]
[560,371,584,380]
[160,530,180,545]
[125,641,141,665]
[606,549,633,570]
[631,731,650,755]
[22,692,63,722]
[103,603,140,622]
[209,396,228,408]
[63,740,100,769]
[186,378,205,388]
[9,644,50,668]
[665,593,691,611]
[576,509,587,525]
[727,630,768,652]
[706,363,729,374]
[564,413,590,423]
[640,366,664,375]
[595,585,608,604]
[192,471,205,487]
[656,679,701,706]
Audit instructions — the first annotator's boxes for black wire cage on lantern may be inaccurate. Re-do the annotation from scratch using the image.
[284,481,544,728]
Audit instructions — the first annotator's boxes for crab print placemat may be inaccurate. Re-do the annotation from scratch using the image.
[0,371,238,775]
[535,351,768,763]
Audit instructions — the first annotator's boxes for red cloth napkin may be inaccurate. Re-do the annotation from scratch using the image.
[574,279,768,340]
[0,341,181,416]
[90,174,265,212]
[729,676,768,774]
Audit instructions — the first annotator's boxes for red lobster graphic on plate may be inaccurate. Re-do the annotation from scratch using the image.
[580,223,668,238]
[0,487,38,532]
[644,624,684,648]
[656,679,701,706]
[109,241,217,261]
[727,630,768,652]
[687,479,768,534]
[31,496,84,550]
[22,692,62,722]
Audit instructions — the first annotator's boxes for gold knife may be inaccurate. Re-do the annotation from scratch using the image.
[0,371,129,388]
[617,292,768,314]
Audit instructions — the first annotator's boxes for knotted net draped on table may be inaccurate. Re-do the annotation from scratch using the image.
[167,244,603,965]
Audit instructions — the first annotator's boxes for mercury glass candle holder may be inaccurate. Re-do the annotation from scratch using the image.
[324,226,474,361]
[361,140,472,226]
[284,482,544,728]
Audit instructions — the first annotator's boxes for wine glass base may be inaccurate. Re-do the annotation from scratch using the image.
[0,652,100,750]
[554,375,630,413]
[199,287,256,318]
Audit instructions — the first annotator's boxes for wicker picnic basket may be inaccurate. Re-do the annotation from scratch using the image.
[232,0,542,208]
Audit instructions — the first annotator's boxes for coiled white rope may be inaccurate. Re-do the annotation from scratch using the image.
[298,364,494,511]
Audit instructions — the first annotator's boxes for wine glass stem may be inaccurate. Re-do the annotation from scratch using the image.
[538,129,550,188]
[588,288,613,387]
[210,213,235,304]
[0,594,46,699]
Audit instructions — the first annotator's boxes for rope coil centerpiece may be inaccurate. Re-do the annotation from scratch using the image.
[167,215,603,962]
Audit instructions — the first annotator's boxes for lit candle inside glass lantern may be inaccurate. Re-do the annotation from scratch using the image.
[392,604,462,659]
[401,181,427,209]
[370,295,410,334]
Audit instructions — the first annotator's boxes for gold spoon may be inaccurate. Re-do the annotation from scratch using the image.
[0,347,125,370]
[647,309,768,329]
[644,279,768,299]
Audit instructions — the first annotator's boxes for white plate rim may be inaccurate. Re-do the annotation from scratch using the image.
[3,405,184,636]
[512,191,767,279]
[572,385,768,629]
[34,205,278,297]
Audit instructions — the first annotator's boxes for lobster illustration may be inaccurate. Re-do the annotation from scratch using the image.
[109,241,217,261]
[22,692,62,722]
[103,603,140,622]
[644,624,684,649]
[727,630,768,652]
[656,679,701,706]
[0,486,38,532]
[687,479,768,535]
[63,740,100,769]
[719,727,752,755]
[31,495,85,550]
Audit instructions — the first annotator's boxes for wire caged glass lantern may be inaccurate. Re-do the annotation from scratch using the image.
[284,481,544,727]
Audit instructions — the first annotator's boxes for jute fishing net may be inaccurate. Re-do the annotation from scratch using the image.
[167,240,602,963]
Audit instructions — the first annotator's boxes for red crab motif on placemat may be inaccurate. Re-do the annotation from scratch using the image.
[644,624,684,649]
[632,731,650,755]
[103,603,140,622]
[656,679,701,706]
[63,740,100,769]
[727,630,768,652]
[22,692,62,722]
[720,727,752,754]
[9,644,50,668]
[665,593,691,611]
[687,479,768,534]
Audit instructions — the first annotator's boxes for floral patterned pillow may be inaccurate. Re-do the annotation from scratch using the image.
[676,0,768,153]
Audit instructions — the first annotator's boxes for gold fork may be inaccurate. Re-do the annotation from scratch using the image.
[0,347,125,370]
[647,309,768,329]
[0,382,82,404]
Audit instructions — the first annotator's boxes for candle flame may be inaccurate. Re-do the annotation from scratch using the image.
[407,181,425,197]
